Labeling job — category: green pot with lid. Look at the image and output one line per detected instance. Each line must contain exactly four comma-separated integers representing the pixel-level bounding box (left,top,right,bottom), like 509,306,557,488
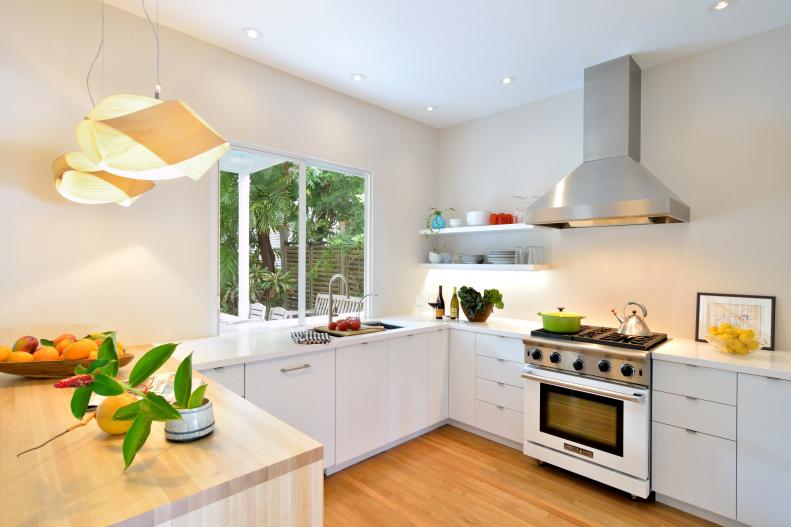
537,307,586,333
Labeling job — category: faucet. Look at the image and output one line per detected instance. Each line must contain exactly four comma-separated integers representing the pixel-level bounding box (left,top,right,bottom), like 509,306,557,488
355,293,377,318
328,273,349,326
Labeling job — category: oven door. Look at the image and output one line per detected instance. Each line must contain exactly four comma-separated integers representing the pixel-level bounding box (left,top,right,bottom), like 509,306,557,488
522,367,650,479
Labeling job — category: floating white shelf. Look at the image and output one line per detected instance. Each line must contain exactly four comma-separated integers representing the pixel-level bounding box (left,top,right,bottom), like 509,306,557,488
420,263,549,271
419,223,543,235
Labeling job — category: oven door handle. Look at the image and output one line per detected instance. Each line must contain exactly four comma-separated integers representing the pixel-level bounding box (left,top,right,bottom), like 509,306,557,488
521,372,645,403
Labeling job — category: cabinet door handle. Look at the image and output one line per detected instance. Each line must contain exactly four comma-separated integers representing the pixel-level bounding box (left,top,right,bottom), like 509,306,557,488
685,396,698,401
213,367,225,372
686,364,698,368
685,429,698,434
280,363,311,373
497,382,505,386
497,358,505,362
496,405,505,410
767,376,783,381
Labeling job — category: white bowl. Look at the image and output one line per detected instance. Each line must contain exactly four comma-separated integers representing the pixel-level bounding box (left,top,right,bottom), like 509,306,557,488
428,251,442,264
466,210,490,226
449,218,464,228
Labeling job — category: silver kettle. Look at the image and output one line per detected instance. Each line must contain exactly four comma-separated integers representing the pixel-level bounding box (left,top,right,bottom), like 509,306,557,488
612,301,652,336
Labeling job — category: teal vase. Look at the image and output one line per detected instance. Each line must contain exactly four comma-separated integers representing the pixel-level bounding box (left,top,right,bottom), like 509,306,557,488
431,213,446,229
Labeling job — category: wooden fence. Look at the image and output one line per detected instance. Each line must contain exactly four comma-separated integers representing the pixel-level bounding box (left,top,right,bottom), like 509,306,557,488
282,245,364,311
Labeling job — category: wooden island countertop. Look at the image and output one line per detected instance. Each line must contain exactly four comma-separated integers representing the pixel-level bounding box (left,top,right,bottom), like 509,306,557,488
0,345,324,527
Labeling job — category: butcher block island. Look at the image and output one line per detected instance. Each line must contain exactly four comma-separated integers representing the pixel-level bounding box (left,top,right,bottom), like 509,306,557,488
0,345,323,527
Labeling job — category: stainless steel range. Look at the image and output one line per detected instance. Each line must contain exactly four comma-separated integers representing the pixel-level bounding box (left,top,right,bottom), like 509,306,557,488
521,326,668,499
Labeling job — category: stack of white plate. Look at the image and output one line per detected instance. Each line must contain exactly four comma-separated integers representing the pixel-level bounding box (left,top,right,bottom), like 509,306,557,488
462,254,485,264
487,250,516,264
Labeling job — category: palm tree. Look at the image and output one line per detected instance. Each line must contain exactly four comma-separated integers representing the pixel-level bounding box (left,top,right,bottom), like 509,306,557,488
249,162,298,272
219,171,239,315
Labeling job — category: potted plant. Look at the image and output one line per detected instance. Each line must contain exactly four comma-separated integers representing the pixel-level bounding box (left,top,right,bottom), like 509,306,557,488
458,286,504,322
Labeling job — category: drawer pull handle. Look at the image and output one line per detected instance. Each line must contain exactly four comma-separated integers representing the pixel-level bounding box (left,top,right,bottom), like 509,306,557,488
497,382,505,386
686,364,698,368
213,367,225,372
496,405,505,410
685,429,698,434
280,363,311,373
497,358,505,362
685,396,698,401
767,377,783,381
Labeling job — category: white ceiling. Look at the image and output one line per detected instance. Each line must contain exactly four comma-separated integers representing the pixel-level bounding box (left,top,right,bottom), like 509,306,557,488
105,0,791,128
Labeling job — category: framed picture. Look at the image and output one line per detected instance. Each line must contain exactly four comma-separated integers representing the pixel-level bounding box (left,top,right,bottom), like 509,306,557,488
695,293,775,350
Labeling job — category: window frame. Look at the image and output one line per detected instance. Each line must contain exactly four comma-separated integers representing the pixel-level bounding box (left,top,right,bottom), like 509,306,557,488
210,140,373,333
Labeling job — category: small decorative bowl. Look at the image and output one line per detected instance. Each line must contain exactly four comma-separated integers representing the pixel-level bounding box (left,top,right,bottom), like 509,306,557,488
705,333,765,357
466,211,490,226
428,251,442,264
448,218,464,228
165,398,214,442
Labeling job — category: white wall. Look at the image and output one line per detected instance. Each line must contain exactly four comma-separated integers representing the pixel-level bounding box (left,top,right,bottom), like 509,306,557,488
435,26,791,348
0,0,437,344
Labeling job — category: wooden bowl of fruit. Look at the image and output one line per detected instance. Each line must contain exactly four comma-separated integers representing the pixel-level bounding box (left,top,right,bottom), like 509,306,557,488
705,324,765,356
0,332,132,378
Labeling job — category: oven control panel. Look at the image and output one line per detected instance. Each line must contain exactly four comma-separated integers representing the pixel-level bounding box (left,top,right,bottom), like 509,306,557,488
523,340,650,387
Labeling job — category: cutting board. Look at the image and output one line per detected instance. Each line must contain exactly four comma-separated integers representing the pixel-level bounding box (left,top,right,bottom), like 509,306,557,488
315,325,386,337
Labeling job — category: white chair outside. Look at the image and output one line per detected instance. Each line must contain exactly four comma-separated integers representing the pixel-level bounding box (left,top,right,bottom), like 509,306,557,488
249,303,266,320
312,293,362,317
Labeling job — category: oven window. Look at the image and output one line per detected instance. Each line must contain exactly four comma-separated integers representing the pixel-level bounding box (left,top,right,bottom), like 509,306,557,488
539,383,624,456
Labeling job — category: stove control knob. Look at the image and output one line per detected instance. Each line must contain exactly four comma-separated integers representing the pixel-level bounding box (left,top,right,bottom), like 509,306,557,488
549,352,562,364
572,358,584,371
621,363,635,377
597,360,611,372
530,348,543,361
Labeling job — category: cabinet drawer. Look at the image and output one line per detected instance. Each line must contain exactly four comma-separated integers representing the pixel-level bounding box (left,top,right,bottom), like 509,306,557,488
475,400,523,443
475,333,524,363
475,378,523,412
475,355,523,387
653,360,736,405
199,363,245,398
652,391,735,440
245,351,335,467
652,422,736,519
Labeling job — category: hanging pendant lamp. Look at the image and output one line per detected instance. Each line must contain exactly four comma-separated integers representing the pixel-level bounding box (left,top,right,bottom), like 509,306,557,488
53,152,155,207
53,0,228,206
76,93,229,181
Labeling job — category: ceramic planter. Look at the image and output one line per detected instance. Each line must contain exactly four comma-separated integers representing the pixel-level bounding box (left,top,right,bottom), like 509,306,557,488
165,399,215,442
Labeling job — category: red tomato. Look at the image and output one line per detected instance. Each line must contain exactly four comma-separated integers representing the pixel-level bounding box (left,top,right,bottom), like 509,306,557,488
349,318,361,331
328,321,338,331
337,320,349,331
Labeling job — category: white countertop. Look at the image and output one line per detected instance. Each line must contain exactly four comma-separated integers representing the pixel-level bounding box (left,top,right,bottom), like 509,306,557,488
176,313,791,381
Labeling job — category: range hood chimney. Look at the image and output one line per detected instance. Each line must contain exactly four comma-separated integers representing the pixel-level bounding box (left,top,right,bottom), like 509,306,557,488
525,55,690,228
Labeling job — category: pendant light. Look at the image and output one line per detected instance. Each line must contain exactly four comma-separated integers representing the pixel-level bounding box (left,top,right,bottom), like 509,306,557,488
53,0,228,205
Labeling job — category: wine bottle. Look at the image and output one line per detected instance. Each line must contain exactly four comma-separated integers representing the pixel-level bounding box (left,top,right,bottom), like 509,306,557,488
450,286,459,320
435,286,445,320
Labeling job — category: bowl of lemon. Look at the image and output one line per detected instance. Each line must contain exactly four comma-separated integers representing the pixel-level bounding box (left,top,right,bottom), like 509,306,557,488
705,323,765,356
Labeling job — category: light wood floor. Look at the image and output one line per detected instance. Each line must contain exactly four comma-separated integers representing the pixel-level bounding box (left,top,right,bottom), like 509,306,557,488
325,425,715,527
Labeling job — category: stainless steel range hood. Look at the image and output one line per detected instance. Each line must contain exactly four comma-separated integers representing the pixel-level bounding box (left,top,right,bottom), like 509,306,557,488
525,55,690,228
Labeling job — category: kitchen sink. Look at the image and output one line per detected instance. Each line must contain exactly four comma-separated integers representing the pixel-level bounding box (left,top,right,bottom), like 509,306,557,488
362,321,403,330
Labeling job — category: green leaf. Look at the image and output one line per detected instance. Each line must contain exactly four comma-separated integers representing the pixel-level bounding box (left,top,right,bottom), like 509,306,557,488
91,373,126,396
97,333,119,377
74,365,88,375
141,392,183,421
187,383,208,409
173,352,193,408
70,385,92,419
86,358,110,374
113,400,141,421
40,338,55,347
127,343,178,388
122,414,152,470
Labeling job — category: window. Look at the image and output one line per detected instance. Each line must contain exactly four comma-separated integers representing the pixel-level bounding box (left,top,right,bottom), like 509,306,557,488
218,146,368,330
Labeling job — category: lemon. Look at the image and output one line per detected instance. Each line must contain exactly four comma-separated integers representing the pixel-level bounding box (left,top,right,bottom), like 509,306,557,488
718,323,733,333
707,326,719,335
739,329,755,339
96,393,138,435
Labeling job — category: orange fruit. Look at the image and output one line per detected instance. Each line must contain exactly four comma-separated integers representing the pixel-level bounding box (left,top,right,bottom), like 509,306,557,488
96,393,138,435
55,339,75,354
53,333,77,346
0,346,12,362
8,351,34,363
88,349,98,360
61,339,98,361
32,346,60,361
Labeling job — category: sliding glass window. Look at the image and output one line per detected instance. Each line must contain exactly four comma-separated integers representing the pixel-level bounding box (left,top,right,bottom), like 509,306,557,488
218,146,368,331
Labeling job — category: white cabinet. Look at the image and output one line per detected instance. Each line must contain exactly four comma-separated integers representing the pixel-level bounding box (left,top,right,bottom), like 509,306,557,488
652,422,736,519
653,361,736,405
336,341,388,465
449,330,476,425
199,364,245,398
387,334,429,442
245,351,335,467
427,328,449,424
474,400,523,443
475,333,524,363
737,373,791,527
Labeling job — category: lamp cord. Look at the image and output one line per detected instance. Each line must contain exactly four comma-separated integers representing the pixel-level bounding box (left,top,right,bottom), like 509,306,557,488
141,0,161,99
86,0,106,107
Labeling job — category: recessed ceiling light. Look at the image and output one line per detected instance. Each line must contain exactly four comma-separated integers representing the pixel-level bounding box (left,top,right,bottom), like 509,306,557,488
425,105,436,112
501,76,516,85
351,73,366,82
714,1,729,10
243,27,261,39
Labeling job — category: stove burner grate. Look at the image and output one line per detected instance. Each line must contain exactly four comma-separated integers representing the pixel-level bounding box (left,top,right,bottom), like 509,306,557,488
530,325,667,351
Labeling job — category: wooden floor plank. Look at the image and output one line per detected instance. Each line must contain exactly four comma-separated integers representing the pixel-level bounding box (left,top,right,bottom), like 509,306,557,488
325,425,715,527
